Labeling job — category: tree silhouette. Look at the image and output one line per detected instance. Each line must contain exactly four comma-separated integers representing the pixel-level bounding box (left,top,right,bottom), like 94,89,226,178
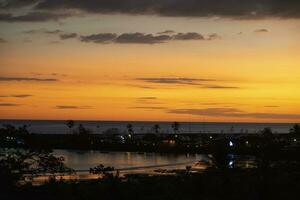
258,127,275,173
2,124,17,135
78,124,90,135
153,124,160,134
211,139,229,170
18,125,29,134
171,122,180,134
126,124,134,138
290,124,300,135
89,164,115,179
0,150,73,188
66,120,75,134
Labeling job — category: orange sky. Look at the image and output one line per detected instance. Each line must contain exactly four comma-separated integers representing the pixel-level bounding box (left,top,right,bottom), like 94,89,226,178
1,2,300,122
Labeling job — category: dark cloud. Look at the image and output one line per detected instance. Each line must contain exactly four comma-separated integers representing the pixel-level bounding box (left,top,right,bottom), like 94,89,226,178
157,30,175,35
173,32,204,40
207,33,222,40
127,84,157,89
30,72,67,77
0,94,33,98
264,105,279,108
11,94,33,98
0,0,39,9
0,12,70,22
0,37,7,43
168,108,242,116
34,0,300,19
60,33,77,40
168,108,300,120
0,103,20,107
115,33,172,44
136,77,215,85
23,29,78,41
80,33,117,43
254,28,269,33
136,77,240,89
23,28,62,34
55,105,93,109
0,76,58,82
203,85,240,89
79,32,218,44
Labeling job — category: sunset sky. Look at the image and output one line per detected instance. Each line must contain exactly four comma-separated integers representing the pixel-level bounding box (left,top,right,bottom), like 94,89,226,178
0,0,300,122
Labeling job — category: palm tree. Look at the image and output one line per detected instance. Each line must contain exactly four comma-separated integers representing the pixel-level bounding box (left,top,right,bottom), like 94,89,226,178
78,124,89,135
66,120,75,134
126,124,134,138
171,122,180,134
290,124,300,135
153,124,160,134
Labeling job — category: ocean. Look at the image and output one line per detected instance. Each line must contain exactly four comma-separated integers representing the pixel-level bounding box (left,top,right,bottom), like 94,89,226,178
0,119,294,134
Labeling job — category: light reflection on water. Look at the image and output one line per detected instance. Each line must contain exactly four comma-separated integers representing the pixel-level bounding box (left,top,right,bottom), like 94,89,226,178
1,149,257,185
53,149,208,171
23,150,210,185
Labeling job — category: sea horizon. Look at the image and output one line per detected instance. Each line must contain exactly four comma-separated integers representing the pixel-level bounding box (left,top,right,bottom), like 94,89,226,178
1,119,296,134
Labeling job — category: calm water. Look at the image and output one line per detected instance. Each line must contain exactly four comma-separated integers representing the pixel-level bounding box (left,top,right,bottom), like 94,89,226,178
0,119,294,134
53,149,206,171
1,148,255,184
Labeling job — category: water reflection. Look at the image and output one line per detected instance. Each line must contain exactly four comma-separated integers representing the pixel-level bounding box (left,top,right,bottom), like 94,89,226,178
53,149,207,171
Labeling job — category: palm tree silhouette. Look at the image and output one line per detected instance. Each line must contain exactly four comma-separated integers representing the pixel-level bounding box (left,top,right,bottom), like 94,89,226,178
171,122,180,134
66,120,75,134
153,124,160,134
290,124,300,135
126,124,134,138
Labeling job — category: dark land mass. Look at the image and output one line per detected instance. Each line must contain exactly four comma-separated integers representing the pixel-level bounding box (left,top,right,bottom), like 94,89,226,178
1,124,300,200
2,166,300,200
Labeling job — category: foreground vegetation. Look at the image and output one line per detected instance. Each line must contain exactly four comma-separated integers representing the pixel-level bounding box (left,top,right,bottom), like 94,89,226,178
1,123,299,199
1,162,300,200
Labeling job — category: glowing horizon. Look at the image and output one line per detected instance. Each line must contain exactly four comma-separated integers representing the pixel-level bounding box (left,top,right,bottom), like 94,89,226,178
1,1,300,123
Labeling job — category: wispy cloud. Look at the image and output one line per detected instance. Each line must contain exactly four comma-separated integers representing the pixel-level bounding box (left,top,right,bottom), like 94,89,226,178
129,106,167,110
157,30,175,35
254,29,269,33
0,94,33,98
173,32,204,40
23,28,62,34
0,12,71,22
0,76,58,82
0,103,20,107
60,33,77,40
115,33,172,44
137,97,157,100
55,105,93,109
264,105,280,108
207,33,222,40
134,77,240,89
30,72,67,77
203,85,240,89
136,77,215,85
80,32,219,44
168,108,300,120
80,33,117,43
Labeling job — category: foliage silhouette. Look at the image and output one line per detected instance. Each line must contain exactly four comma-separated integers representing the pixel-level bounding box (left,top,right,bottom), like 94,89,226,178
171,122,180,134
